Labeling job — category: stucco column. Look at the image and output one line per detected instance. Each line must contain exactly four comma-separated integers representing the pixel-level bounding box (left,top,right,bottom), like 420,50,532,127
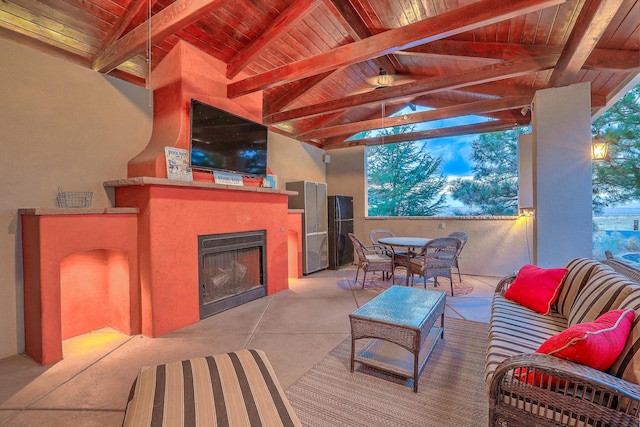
531,82,593,267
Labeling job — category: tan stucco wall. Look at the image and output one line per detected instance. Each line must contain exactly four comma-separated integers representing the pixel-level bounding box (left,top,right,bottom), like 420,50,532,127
0,39,154,359
267,132,326,188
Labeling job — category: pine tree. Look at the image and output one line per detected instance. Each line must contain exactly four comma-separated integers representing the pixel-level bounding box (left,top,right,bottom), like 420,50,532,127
366,127,448,216
448,129,522,215
592,84,640,213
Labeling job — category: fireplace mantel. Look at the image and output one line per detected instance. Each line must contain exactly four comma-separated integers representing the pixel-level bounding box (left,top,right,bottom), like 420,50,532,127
104,177,297,195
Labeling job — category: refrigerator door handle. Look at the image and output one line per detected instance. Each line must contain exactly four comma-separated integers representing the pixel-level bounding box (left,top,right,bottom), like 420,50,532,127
337,199,342,238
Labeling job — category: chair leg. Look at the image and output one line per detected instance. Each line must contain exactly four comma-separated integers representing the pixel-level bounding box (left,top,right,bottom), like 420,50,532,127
362,270,367,288
457,264,462,282
354,266,361,286
450,277,454,296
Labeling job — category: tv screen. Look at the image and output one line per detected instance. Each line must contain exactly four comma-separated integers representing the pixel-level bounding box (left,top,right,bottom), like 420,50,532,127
190,99,268,176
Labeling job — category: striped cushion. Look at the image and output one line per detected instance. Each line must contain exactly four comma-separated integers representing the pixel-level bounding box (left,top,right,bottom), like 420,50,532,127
568,270,640,327
555,258,611,319
123,349,301,427
609,290,640,384
486,294,567,389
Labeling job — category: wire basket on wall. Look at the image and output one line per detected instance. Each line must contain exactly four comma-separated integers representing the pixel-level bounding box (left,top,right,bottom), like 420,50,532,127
56,188,93,208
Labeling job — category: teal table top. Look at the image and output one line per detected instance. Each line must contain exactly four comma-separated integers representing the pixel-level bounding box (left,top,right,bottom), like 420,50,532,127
351,286,445,329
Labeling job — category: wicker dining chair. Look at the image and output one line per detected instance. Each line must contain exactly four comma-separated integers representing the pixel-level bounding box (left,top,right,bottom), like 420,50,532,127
348,233,395,288
448,231,468,281
369,229,409,273
407,237,461,295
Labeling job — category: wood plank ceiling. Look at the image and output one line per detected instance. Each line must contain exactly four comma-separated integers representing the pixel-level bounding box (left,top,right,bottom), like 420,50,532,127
1,0,638,149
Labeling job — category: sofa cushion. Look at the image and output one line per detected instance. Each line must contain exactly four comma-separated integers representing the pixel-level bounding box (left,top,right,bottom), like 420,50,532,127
556,258,612,319
537,309,635,371
503,264,568,315
486,294,567,389
568,270,639,327
609,289,640,384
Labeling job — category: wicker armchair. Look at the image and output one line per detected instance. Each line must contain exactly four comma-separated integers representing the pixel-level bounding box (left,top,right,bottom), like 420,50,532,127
369,229,409,272
349,233,395,288
448,231,468,281
407,237,460,295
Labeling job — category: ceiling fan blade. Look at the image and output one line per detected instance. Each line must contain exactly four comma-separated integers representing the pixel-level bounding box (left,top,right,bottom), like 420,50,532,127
364,74,417,87
345,84,377,95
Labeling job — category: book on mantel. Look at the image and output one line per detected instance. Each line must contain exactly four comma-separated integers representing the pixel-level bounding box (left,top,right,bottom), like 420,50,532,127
164,147,193,181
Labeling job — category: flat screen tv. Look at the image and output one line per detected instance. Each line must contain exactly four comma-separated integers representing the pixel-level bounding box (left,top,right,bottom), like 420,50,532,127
190,99,268,176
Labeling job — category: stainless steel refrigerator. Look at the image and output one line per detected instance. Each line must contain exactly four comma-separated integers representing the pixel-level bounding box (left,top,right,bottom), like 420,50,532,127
328,195,354,270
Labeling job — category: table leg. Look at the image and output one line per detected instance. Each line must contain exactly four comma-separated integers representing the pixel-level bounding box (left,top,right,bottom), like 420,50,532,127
405,247,418,287
413,348,419,393
350,337,355,372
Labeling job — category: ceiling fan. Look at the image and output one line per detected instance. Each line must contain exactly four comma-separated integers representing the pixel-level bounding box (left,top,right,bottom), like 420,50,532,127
348,69,418,95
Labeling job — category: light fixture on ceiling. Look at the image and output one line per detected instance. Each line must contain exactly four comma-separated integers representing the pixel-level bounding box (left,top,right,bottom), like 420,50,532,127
591,134,609,161
376,70,394,87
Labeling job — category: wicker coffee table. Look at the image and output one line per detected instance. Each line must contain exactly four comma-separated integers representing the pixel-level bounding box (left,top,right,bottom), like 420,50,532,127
349,285,446,392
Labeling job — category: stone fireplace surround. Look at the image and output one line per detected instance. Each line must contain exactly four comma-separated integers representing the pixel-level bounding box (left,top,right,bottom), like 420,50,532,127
20,38,303,365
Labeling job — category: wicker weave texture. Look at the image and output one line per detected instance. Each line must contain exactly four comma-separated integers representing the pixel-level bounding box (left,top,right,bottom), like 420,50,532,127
488,258,640,427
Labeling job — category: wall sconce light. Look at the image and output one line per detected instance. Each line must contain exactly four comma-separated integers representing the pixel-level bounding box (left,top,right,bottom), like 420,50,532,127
519,207,535,217
592,135,609,161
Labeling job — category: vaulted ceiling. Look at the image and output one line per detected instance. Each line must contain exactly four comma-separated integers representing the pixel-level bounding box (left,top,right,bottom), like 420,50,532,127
2,0,638,149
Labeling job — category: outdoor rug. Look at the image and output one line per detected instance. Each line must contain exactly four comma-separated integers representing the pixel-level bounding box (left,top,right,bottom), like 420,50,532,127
285,318,489,427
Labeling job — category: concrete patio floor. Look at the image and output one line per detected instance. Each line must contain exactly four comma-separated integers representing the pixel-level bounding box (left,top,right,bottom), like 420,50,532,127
0,266,499,426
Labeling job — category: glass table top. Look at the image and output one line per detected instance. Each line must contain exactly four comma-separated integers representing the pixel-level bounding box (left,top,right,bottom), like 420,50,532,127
351,285,445,328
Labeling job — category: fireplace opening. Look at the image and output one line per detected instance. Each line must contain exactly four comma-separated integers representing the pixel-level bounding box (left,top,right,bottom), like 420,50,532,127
198,230,267,318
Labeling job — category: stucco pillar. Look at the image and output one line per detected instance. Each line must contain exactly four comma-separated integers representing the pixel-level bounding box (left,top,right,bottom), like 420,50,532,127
531,82,593,267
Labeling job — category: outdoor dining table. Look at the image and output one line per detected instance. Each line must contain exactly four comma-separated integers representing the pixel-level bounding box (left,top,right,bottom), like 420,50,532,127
377,236,432,286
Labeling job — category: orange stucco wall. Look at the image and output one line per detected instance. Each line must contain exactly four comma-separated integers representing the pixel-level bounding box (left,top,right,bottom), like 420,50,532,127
287,212,303,279
127,41,263,179
21,213,139,365
114,184,290,337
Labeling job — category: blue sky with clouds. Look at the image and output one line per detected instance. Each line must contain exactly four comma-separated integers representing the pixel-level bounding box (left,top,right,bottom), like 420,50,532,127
360,104,494,178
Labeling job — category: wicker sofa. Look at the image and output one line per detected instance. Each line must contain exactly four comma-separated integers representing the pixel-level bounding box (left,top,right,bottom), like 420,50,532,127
486,257,640,427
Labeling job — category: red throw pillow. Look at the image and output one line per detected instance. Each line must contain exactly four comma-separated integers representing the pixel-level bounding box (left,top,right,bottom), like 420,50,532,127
515,309,635,387
537,309,635,371
504,264,568,315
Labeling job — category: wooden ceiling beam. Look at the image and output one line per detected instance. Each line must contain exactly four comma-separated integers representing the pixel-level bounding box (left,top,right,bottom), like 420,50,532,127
396,40,562,61
411,95,528,121
454,81,539,98
583,49,640,72
93,0,225,73
323,0,395,74
296,102,406,140
227,0,323,79
124,0,162,34
297,96,532,140
548,0,626,88
264,55,558,124
265,69,341,114
323,118,529,149
227,0,566,98
397,41,639,71
94,0,149,64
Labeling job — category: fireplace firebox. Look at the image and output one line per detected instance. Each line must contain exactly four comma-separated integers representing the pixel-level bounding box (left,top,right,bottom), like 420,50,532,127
198,230,267,318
